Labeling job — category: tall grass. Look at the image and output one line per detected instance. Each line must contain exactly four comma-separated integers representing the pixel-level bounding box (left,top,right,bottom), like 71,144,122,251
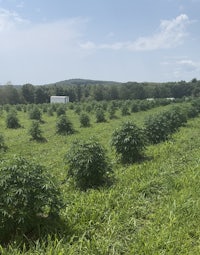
1,101,200,254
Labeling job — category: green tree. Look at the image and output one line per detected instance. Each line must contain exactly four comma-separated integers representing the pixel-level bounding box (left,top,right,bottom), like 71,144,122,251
21,84,35,103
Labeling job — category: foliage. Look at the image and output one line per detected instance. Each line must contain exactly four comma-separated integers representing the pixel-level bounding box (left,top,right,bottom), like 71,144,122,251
144,113,169,144
95,108,106,123
164,106,187,134
29,106,42,121
66,138,112,189
144,107,188,144
79,113,90,127
111,121,146,163
6,111,21,129
56,105,66,117
28,120,45,141
0,156,62,243
121,104,130,116
56,114,74,135
0,133,7,151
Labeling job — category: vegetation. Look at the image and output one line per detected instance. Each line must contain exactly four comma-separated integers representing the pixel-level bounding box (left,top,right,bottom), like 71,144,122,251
28,120,45,141
29,106,42,121
1,78,200,105
79,113,90,127
56,114,74,135
0,156,63,244
0,133,7,151
6,111,21,129
66,138,112,189
111,121,145,163
1,98,200,254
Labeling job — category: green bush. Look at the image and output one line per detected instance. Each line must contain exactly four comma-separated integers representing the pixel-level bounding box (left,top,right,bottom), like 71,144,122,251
144,113,169,144
144,107,187,144
6,111,21,129
0,156,62,243
29,106,42,121
0,133,7,151
56,114,74,135
111,121,145,163
121,104,130,116
66,138,112,189
29,120,45,141
164,107,187,134
108,103,117,119
79,113,90,127
56,105,66,117
95,108,106,123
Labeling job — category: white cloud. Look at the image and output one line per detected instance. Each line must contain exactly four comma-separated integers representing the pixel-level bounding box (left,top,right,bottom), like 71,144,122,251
161,57,200,80
0,8,28,31
80,14,191,51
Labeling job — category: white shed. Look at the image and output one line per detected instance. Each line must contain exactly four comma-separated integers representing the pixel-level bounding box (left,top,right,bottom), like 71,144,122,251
50,96,69,104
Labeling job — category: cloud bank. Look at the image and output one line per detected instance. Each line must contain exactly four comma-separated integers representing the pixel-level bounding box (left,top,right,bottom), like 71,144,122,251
80,14,190,51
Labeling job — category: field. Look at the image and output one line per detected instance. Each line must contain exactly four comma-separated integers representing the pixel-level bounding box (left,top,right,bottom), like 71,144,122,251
1,100,200,254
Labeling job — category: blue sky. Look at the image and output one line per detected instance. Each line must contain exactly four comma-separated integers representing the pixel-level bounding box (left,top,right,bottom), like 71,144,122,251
0,0,200,85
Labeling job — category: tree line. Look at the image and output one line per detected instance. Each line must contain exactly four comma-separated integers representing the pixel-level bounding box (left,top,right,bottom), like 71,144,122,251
0,78,200,105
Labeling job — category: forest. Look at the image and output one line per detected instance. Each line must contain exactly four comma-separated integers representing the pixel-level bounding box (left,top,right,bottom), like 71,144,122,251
0,78,200,105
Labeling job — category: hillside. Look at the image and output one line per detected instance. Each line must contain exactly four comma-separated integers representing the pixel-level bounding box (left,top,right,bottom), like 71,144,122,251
1,99,200,254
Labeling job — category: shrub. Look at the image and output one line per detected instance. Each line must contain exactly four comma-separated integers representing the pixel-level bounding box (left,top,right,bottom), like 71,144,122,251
144,113,169,144
111,121,145,163
121,104,130,116
108,103,117,119
56,114,74,135
29,120,45,141
0,133,7,151
56,105,66,117
29,106,42,121
164,107,187,134
66,138,112,189
144,107,187,144
6,111,21,129
95,108,106,123
79,113,90,127
131,101,140,112
0,156,62,243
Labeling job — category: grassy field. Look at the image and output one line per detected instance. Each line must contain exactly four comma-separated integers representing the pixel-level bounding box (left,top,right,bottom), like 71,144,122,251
1,101,200,254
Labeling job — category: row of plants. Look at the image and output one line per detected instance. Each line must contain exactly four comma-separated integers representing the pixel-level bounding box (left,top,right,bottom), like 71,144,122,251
0,100,198,246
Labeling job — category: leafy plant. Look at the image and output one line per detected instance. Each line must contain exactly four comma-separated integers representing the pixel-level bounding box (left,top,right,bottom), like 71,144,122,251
6,111,21,129
0,156,62,243
111,121,145,163
0,133,7,151
66,138,112,189
95,108,106,123
28,120,46,141
56,105,66,117
56,114,74,135
121,104,130,116
29,106,42,121
79,113,90,127
144,113,169,144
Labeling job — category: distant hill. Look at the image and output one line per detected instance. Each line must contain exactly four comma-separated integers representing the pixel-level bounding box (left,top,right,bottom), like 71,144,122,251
44,78,121,87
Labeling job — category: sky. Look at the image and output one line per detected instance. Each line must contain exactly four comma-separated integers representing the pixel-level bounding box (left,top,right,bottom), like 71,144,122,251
0,0,200,85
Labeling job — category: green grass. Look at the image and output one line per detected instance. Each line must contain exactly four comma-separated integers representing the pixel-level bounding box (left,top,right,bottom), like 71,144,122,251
1,102,200,254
